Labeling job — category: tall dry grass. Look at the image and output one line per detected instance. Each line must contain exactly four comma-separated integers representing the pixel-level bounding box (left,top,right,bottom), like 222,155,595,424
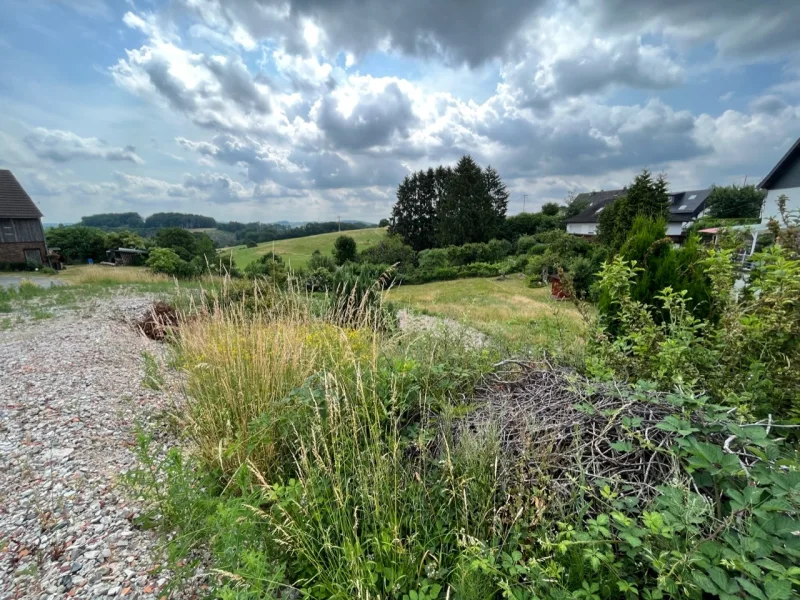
177,282,380,473
58,265,171,285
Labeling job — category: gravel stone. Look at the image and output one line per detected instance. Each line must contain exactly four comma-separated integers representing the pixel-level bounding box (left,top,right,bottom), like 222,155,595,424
0,296,202,599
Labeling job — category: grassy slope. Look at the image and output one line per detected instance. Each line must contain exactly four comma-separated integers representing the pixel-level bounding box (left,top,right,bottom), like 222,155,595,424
223,227,387,268
386,276,590,352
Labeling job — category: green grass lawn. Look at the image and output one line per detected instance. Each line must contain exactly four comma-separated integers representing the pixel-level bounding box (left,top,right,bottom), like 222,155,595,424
386,276,591,355
223,227,387,268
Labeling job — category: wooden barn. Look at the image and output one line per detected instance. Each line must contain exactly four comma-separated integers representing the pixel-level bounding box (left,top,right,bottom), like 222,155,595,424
0,169,49,266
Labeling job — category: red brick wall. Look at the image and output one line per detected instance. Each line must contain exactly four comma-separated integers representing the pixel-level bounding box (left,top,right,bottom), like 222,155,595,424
0,242,48,264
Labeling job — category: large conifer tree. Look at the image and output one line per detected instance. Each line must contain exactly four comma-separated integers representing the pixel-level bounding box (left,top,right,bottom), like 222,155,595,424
389,169,438,251
436,155,495,246
485,165,509,235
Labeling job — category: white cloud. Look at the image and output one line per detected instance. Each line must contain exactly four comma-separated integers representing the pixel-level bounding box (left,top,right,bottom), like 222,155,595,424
24,127,144,164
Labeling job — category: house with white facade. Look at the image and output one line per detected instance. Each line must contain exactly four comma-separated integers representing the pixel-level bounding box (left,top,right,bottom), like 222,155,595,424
759,137,800,223
566,188,712,238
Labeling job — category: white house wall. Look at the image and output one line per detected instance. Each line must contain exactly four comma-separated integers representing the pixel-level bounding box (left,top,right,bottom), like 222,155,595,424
666,223,687,237
761,187,800,223
566,223,597,235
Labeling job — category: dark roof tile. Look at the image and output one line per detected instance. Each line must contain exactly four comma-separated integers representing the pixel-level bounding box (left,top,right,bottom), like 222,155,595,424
0,170,43,219
566,187,712,224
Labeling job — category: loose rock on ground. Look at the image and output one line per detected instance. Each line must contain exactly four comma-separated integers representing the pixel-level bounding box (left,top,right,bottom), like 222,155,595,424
0,296,197,599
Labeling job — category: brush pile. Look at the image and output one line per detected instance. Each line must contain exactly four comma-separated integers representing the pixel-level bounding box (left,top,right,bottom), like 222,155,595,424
463,361,691,501
135,301,179,341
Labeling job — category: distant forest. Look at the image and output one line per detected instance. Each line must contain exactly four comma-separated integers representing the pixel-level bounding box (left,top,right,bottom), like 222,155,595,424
76,212,377,247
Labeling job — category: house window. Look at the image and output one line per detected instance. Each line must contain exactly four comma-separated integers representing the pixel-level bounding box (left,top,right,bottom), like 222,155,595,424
595,207,604,214
2,226,14,242
678,204,688,210
688,194,697,200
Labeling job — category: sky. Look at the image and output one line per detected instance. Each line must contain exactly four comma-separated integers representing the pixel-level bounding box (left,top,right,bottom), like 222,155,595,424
1,0,800,224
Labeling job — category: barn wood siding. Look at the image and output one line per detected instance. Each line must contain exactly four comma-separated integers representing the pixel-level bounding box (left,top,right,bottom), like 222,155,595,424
0,218,46,243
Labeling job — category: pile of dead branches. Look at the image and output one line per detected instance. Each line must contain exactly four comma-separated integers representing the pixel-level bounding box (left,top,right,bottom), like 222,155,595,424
136,301,179,341
461,361,695,501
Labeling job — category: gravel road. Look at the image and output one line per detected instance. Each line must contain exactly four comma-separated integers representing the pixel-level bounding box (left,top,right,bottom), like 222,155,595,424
0,297,194,599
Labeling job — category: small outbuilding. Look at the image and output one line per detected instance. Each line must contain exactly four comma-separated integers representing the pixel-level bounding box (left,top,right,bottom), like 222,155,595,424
105,247,148,266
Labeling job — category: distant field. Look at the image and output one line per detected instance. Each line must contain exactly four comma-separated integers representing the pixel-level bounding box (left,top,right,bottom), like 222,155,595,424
386,276,591,352
223,227,387,268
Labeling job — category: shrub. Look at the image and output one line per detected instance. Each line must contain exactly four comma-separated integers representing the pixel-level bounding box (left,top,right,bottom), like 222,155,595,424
46,225,109,262
105,229,147,251
244,253,288,285
307,249,337,272
417,247,449,270
487,238,512,261
598,217,712,326
359,234,417,270
590,246,800,420
146,247,194,278
541,201,560,216
154,228,217,263
333,235,357,265
303,267,334,291
245,240,258,248
514,235,538,254
707,184,766,218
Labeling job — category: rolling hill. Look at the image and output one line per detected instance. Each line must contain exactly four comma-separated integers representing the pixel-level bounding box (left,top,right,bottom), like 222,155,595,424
223,227,387,268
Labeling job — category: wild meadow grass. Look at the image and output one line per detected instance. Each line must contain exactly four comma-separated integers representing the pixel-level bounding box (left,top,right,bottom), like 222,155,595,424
125,279,800,599
386,277,591,359
56,265,172,285
137,280,515,597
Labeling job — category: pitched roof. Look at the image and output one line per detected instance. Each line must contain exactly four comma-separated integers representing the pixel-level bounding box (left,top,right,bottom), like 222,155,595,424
566,187,712,224
564,189,626,223
0,170,43,219
667,188,712,222
759,137,800,189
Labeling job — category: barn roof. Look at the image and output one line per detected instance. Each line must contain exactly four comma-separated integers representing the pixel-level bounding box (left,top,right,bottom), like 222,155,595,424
0,169,43,219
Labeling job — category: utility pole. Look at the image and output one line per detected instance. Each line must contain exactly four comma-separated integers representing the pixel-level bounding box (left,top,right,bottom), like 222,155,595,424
337,215,341,231
522,194,528,213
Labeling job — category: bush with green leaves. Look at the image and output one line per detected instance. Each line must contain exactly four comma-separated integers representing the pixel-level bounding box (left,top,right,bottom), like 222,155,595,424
302,267,334,291
333,234,358,265
153,227,217,263
524,230,604,298
243,253,288,285
417,247,450,270
707,184,767,218
146,247,194,278
359,234,417,271
46,225,109,263
307,249,337,272
129,352,800,600
598,216,712,325
597,169,670,253
590,245,800,420
330,262,393,327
